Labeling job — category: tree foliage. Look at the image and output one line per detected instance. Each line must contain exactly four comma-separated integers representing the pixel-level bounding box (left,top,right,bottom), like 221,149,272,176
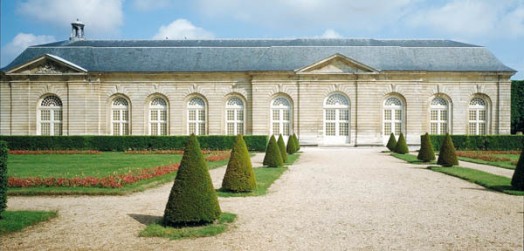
221,135,257,192
394,133,409,154
277,134,288,163
511,146,524,190
417,133,436,162
511,80,524,134
263,135,283,167
386,133,397,151
286,134,297,154
437,133,459,167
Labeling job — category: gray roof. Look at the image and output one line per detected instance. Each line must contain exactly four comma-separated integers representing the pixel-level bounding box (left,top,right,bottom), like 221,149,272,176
2,38,516,73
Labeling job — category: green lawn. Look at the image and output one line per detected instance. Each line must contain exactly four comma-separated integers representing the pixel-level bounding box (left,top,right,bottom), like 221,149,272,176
390,153,436,164
0,210,58,236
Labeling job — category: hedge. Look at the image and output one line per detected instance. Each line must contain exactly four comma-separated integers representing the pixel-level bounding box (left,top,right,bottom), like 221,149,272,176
429,135,524,151
0,141,7,218
511,80,524,134
0,135,268,152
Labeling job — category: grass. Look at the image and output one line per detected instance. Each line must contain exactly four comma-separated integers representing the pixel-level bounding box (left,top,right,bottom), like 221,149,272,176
429,166,524,196
390,153,436,164
139,212,236,240
0,210,58,236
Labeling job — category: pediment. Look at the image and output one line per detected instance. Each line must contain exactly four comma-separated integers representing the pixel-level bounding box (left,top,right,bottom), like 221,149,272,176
297,54,377,74
7,54,87,75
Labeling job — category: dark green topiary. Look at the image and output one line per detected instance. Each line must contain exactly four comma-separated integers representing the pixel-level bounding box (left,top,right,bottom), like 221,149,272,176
386,133,397,151
221,135,257,192
0,141,7,219
293,133,300,151
417,133,436,162
263,135,283,167
163,134,221,227
277,134,288,163
511,147,524,190
394,132,409,154
286,135,296,154
437,133,459,167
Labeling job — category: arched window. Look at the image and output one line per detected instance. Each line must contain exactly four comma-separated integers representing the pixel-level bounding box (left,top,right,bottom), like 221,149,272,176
324,94,349,138
271,97,292,136
149,97,168,135
38,95,62,135
226,97,245,135
469,97,487,135
383,97,403,136
188,97,206,135
111,97,130,135
430,97,449,135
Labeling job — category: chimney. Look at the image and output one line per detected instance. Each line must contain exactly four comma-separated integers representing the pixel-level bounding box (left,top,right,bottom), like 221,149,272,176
70,19,85,41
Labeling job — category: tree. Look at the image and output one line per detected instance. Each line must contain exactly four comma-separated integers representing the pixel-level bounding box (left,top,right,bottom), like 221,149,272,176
263,135,283,167
511,80,524,134
0,141,7,219
293,133,300,151
221,135,257,192
286,134,296,154
163,134,221,227
277,134,288,163
386,133,397,151
417,133,436,162
511,146,524,190
394,132,409,154
437,133,459,167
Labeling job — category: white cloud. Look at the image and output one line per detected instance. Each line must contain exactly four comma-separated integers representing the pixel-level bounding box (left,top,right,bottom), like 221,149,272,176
17,0,123,37
1,33,56,67
320,29,343,39
132,0,172,11
152,19,214,39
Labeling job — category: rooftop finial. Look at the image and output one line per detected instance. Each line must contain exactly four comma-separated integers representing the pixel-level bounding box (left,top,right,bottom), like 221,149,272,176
70,19,85,41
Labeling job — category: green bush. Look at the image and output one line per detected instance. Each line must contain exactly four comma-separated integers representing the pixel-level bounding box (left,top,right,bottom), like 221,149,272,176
437,133,459,167
262,135,283,167
394,133,409,154
286,135,297,154
512,80,524,134
163,134,221,227
417,133,436,162
0,141,7,219
511,147,524,190
429,135,524,151
293,133,300,151
386,133,397,151
221,135,257,192
0,135,268,152
277,135,288,163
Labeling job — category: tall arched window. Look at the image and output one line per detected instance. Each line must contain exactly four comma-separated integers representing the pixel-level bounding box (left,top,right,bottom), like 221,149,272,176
271,97,292,136
469,97,487,135
226,97,245,135
430,97,449,135
324,94,350,140
39,95,62,135
149,97,168,135
383,97,403,136
111,97,130,135
188,97,206,135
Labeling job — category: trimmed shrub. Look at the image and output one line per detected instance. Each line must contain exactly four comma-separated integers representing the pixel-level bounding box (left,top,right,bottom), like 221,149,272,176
428,135,524,151
417,133,436,162
286,135,297,154
394,133,409,154
293,133,300,151
386,133,397,151
0,141,7,219
221,135,257,192
511,147,524,190
163,134,221,227
437,133,459,167
262,135,283,167
277,134,288,163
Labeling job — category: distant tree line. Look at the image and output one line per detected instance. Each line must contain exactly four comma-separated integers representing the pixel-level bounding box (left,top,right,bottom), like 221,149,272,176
512,80,524,134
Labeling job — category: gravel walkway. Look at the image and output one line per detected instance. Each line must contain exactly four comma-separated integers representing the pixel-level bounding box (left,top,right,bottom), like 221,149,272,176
2,148,523,250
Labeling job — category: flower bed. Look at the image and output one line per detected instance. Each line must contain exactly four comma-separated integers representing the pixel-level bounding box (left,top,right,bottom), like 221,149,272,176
456,151,519,165
9,150,100,155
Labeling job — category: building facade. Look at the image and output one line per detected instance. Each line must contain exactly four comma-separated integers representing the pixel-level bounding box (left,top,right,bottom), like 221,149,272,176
0,24,516,146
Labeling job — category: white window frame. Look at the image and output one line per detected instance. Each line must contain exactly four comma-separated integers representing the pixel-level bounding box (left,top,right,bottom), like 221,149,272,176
468,97,488,135
187,97,206,135
225,97,245,135
149,97,168,135
38,95,63,136
270,97,292,136
323,93,350,137
111,97,130,136
383,97,403,136
430,97,449,135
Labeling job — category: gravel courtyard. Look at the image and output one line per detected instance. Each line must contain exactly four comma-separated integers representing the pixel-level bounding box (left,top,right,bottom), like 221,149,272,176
2,147,523,250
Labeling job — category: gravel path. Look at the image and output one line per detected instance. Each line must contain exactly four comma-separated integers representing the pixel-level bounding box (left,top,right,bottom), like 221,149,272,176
2,148,523,250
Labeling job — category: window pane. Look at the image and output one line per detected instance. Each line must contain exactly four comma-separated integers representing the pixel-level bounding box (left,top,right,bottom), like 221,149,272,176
54,123,62,136
283,110,290,121
227,110,234,121
237,110,244,121
160,123,167,135
189,123,196,134
441,123,448,134
441,110,448,121
431,110,438,121
199,110,205,121
395,123,401,135
469,110,477,121
41,110,50,121
151,124,158,135
326,109,336,121
189,110,196,121
395,110,401,121
273,123,280,135
160,111,167,121
479,110,486,121
122,123,129,135
113,123,120,135
151,110,158,121
326,123,335,136
479,123,486,135
430,123,437,134
272,110,280,120
283,123,290,136
339,123,349,136
238,123,244,135
54,110,62,121
199,123,206,135
227,123,234,135
339,110,349,121
41,123,50,135
384,110,391,121
122,111,129,121
384,123,391,135
469,123,477,135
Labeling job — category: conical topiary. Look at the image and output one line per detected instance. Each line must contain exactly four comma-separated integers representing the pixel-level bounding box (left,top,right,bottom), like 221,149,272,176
286,134,297,154
263,135,283,167
294,133,300,151
511,146,524,190
394,132,409,154
417,133,436,162
437,133,459,167
277,134,288,163
221,134,257,192
163,134,221,227
0,141,8,219
386,133,397,151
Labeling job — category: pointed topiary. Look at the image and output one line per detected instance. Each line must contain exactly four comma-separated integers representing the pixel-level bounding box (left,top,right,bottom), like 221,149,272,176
221,135,257,192
386,133,397,151
511,146,524,190
437,133,459,167
286,134,297,154
277,134,288,163
163,134,221,227
0,141,8,219
394,132,409,154
417,133,436,162
263,135,283,167
294,133,300,151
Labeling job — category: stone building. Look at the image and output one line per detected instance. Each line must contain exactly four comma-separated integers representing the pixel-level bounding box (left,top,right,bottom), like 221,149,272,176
0,22,516,146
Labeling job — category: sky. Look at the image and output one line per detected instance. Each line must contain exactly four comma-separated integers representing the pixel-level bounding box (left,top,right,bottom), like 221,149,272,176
1,0,523,79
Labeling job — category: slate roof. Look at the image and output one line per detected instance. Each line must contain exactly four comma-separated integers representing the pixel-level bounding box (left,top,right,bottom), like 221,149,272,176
2,39,516,74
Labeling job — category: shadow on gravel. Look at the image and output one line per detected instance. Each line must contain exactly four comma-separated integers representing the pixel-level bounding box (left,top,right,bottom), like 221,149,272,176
129,214,162,225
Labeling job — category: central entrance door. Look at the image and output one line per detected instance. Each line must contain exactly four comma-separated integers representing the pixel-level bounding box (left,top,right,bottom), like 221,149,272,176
323,93,350,145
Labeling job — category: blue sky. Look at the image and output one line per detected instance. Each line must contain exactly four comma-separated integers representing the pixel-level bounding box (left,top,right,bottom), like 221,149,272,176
1,0,523,79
